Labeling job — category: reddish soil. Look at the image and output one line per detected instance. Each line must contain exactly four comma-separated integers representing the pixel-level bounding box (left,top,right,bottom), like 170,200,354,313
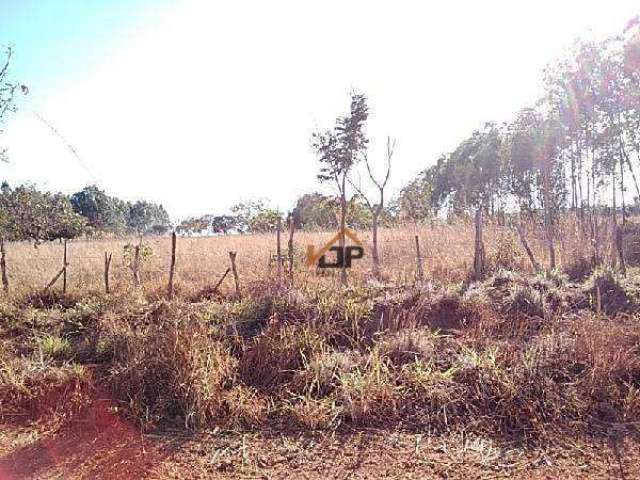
1,403,638,479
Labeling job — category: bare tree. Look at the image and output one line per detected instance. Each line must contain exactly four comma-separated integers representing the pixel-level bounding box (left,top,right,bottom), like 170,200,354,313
349,136,394,280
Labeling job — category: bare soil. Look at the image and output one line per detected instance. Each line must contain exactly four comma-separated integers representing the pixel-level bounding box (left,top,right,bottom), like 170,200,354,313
1,403,638,479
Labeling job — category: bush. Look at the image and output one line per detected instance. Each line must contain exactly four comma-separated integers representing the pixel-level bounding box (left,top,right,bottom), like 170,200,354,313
109,318,236,430
583,267,633,314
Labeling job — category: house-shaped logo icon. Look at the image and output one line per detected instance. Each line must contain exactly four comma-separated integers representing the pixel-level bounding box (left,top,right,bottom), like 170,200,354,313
305,227,365,268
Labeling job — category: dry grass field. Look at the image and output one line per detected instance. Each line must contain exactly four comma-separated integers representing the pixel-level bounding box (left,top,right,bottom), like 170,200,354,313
3,219,596,295
2,218,639,479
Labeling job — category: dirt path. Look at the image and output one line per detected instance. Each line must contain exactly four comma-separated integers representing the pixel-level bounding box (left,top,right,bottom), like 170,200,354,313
1,409,638,479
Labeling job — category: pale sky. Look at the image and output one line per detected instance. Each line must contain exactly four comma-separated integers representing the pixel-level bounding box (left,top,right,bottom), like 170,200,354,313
1,0,639,220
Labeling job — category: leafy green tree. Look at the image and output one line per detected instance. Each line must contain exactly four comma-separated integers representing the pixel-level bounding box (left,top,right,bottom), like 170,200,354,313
231,199,282,233
0,183,85,243
70,185,124,233
312,92,369,285
291,193,339,229
128,200,171,235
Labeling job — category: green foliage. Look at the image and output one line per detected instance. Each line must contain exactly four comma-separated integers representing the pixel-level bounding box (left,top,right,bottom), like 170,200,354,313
231,199,282,233
128,200,171,235
177,214,239,235
312,93,369,184
0,183,85,242
36,334,71,361
395,22,640,220
291,193,338,229
70,185,170,236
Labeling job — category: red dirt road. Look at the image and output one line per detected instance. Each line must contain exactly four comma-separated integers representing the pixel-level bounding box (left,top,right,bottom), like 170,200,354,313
1,406,638,479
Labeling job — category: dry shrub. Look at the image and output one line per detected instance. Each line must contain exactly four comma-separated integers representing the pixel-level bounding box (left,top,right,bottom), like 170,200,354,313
220,384,270,429
337,349,400,426
398,360,463,428
503,284,547,319
450,347,580,439
291,348,361,397
108,318,236,430
563,256,594,282
0,358,93,424
622,224,640,267
420,290,489,331
239,323,326,390
285,396,341,430
571,314,640,421
583,267,633,314
487,231,526,272
378,328,438,365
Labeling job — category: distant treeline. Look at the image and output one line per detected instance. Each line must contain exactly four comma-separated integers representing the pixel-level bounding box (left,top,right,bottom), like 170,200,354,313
0,183,170,243
396,20,640,224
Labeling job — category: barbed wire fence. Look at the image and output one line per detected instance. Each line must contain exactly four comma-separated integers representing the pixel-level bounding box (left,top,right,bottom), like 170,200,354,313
0,211,626,297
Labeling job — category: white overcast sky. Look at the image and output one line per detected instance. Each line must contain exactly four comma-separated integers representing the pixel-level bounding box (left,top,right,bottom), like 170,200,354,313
2,0,639,220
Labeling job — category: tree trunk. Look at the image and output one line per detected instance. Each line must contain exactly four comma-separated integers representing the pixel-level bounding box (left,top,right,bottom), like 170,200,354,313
371,211,380,280
339,174,347,286
622,144,640,202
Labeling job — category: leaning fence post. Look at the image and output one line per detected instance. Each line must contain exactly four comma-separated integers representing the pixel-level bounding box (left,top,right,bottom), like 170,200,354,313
44,266,66,292
229,251,240,297
414,235,424,283
473,208,486,280
0,238,8,293
62,239,68,294
104,252,112,294
168,231,177,298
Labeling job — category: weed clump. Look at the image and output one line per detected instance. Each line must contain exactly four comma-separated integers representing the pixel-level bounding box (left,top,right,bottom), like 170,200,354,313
109,318,236,430
583,267,633,314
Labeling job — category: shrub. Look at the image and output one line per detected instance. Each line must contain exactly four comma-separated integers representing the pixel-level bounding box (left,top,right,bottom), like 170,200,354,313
109,318,236,430
378,328,439,365
36,334,71,361
239,323,326,390
583,267,633,314
337,349,400,426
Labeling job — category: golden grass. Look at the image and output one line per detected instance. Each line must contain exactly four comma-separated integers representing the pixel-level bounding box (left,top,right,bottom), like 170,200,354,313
2,218,596,295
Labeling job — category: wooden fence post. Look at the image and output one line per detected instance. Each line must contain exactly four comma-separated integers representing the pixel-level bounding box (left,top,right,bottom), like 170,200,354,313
44,266,66,292
414,235,424,283
473,209,486,280
104,252,112,294
62,239,68,294
288,217,295,283
211,268,231,295
0,238,8,293
229,251,240,297
168,231,177,298
276,218,283,285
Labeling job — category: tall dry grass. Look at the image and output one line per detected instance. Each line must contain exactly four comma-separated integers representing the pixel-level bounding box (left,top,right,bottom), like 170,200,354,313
1,218,597,296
